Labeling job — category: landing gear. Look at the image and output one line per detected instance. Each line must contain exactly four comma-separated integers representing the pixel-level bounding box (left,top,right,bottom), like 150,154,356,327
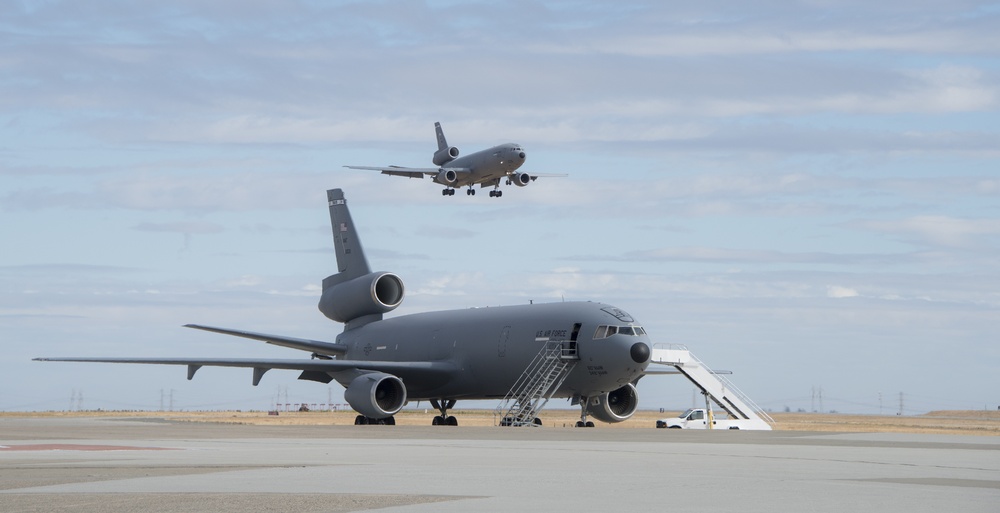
466,187,476,196
430,399,457,426
489,189,503,197
442,188,456,196
576,399,596,428
355,415,395,425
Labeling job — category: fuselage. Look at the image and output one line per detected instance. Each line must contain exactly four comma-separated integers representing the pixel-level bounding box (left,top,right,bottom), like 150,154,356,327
335,301,651,400
444,143,526,188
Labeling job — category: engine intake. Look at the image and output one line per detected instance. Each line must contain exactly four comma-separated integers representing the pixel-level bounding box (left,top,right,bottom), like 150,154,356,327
318,272,404,323
433,146,460,166
587,383,639,423
434,169,458,185
344,372,407,419
509,172,531,187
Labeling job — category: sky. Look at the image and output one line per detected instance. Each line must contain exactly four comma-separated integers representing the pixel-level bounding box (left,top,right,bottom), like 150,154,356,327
2,1,998,416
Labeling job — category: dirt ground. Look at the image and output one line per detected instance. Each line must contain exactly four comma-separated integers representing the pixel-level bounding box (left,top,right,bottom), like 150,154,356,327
4,409,999,436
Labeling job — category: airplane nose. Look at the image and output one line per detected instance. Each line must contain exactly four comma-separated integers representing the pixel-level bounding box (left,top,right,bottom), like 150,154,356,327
630,342,650,363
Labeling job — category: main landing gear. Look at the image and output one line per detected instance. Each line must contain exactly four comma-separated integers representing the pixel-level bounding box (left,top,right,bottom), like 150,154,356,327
355,415,395,425
489,188,503,197
430,399,458,426
576,399,596,428
441,188,456,196
465,187,475,196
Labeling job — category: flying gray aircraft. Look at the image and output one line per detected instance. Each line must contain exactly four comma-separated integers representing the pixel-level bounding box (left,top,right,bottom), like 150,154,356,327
345,122,565,197
36,189,652,426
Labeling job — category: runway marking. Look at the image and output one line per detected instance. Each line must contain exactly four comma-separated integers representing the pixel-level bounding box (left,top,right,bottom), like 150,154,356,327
0,444,175,452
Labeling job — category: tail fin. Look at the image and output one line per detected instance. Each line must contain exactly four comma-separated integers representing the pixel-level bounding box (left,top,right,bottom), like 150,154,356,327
432,122,460,166
434,121,448,152
325,189,370,279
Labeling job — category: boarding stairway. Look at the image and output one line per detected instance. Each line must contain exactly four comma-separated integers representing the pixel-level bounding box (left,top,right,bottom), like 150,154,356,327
651,344,774,430
494,341,579,426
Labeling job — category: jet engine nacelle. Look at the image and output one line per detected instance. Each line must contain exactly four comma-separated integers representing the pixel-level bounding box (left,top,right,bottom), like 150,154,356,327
434,169,458,185
587,383,639,423
509,172,531,187
318,271,404,323
344,372,407,419
433,146,460,166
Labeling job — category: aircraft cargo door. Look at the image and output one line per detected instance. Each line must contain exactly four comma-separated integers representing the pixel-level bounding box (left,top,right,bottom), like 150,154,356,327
498,326,510,358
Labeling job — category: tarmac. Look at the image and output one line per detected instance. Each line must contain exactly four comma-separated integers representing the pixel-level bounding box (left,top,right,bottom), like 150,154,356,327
1,415,998,512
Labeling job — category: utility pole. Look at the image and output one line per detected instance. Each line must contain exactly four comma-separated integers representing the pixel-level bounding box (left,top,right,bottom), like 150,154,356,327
898,392,904,416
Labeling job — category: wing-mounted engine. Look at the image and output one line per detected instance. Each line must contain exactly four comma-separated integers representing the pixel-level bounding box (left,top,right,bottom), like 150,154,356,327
587,383,639,423
433,146,460,166
318,271,404,324
508,172,531,187
344,372,407,419
434,169,458,185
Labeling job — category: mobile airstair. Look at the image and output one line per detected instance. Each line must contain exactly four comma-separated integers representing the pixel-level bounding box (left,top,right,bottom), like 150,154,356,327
494,341,579,426
651,344,774,430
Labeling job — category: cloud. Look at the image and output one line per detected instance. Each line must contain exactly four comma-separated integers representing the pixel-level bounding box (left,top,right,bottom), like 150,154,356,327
827,285,860,298
132,221,224,234
853,216,1000,249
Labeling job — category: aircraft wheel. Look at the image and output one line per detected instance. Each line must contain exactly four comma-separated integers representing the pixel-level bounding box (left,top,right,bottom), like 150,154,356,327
385,416,396,426
576,421,585,428
489,190,495,197
355,415,368,425
432,416,442,425
586,421,595,428
446,416,458,426
496,190,502,197
533,417,542,426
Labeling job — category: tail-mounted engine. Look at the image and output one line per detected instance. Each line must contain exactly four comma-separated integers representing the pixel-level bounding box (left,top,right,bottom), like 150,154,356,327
344,372,407,419
434,169,458,185
587,383,639,423
508,172,531,187
318,271,404,324
433,146,460,166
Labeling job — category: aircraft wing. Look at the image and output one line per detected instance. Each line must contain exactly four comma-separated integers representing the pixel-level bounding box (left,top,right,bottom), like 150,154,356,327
184,324,348,357
344,165,472,179
34,356,457,386
523,172,569,182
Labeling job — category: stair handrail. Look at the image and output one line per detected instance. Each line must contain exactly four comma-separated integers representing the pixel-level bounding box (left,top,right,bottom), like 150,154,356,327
651,343,775,425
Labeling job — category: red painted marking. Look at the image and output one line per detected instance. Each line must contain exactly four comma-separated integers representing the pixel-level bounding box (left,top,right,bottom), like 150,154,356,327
0,444,175,452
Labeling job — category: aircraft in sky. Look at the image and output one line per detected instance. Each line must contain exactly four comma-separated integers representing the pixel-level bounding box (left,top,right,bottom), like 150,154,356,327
345,122,565,197
36,189,652,426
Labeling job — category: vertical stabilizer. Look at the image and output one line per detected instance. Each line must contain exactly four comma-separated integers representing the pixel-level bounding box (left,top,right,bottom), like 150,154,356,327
326,189,371,278
434,121,448,152
432,122,460,166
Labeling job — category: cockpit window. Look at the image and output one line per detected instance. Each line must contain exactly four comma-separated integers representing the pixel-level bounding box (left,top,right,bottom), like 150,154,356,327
592,324,646,340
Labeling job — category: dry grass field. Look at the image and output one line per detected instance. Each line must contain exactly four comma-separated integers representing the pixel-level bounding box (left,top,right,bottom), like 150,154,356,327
4,409,999,436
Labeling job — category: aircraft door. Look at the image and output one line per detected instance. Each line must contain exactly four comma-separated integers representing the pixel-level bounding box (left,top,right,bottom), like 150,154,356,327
498,326,510,357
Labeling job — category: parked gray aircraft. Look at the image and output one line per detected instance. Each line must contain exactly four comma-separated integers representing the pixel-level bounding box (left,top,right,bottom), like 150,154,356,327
36,189,652,426
345,122,564,197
